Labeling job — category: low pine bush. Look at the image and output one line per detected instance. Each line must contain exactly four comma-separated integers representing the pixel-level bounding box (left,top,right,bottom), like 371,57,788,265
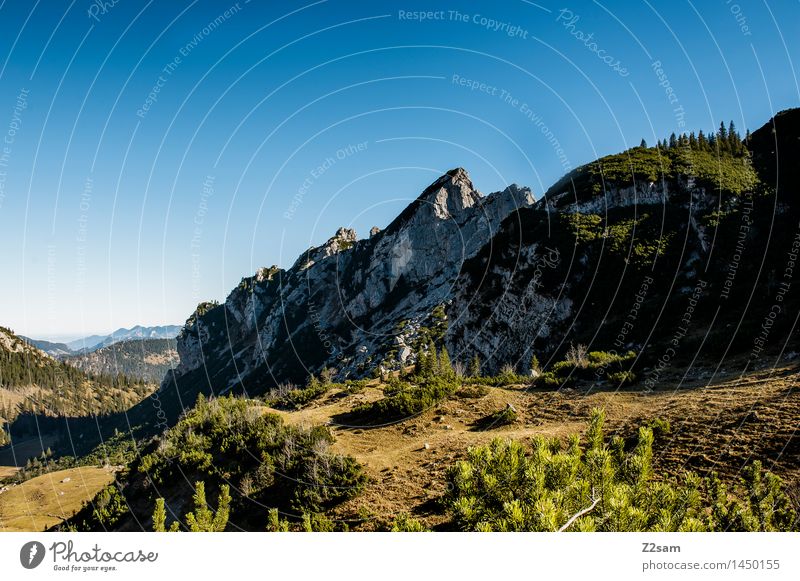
445,409,797,531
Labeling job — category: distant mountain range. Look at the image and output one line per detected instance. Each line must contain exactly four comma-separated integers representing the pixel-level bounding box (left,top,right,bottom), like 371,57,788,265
23,325,181,357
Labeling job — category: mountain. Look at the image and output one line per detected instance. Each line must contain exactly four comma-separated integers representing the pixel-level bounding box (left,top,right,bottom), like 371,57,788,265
4,110,797,533
20,337,73,357
155,110,800,419
167,169,534,397
65,325,181,353
64,338,178,383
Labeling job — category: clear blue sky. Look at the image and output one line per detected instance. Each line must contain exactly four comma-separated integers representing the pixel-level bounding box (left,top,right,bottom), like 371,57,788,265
0,0,797,340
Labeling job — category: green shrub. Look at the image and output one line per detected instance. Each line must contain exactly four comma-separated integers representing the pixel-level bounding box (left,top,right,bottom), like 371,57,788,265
530,354,541,374
390,513,429,532
536,372,562,389
266,508,290,532
456,384,490,399
265,375,340,409
647,417,671,440
68,482,130,531
563,214,603,243
153,481,231,532
488,405,518,426
343,379,369,394
474,405,519,430
139,395,366,513
90,484,129,529
301,512,335,532
469,355,482,378
533,350,637,388
445,409,797,531
607,371,636,385
355,376,459,421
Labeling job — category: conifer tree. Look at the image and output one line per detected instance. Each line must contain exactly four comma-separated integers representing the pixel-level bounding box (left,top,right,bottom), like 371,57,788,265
266,508,290,532
438,347,454,378
423,339,437,376
153,498,167,532
183,482,231,532
697,130,707,150
728,121,741,152
718,121,729,151
469,355,481,378
530,354,541,375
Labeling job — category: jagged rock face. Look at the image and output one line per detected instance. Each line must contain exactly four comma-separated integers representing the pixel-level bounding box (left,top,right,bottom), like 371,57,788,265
167,162,713,390
169,168,535,393
167,105,800,395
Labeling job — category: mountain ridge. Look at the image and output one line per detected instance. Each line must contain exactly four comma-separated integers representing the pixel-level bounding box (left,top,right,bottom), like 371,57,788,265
162,109,800,416
167,168,535,401
0,327,155,450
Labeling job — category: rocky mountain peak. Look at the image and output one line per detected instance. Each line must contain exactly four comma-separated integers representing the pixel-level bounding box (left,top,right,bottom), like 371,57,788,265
417,167,482,220
330,226,357,246
169,167,537,397
295,226,357,270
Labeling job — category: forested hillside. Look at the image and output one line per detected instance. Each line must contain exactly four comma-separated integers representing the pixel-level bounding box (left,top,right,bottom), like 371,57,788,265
0,327,155,447
64,338,178,383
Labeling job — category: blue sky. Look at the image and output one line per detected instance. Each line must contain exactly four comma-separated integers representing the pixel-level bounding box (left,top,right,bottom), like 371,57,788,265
0,0,797,339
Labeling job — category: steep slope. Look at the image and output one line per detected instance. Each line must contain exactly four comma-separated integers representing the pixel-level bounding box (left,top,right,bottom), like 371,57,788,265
748,107,800,201
157,113,800,419
64,338,178,383
445,111,800,372
165,169,533,407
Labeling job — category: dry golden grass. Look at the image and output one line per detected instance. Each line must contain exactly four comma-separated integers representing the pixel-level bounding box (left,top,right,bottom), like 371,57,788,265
0,466,116,532
266,362,800,529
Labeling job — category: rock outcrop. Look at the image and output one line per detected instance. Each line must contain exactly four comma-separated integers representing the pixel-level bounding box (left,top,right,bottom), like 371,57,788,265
167,169,534,394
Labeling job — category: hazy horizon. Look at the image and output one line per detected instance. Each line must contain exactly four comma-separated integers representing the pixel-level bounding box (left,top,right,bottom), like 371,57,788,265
16,323,184,344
